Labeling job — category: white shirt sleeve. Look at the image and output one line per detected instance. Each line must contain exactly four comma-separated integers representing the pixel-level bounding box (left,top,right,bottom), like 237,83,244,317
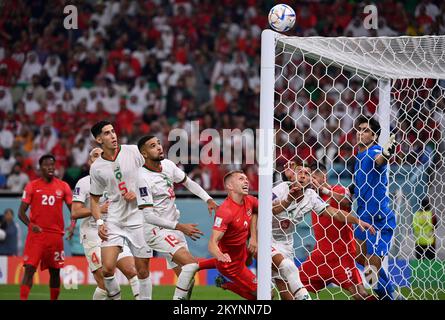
167,159,186,183
272,183,289,201
90,166,105,196
307,189,328,214
136,173,154,207
73,177,88,203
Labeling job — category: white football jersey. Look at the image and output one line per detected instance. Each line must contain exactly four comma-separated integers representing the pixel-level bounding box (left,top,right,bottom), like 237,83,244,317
136,159,186,225
272,182,328,243
73,175,108,243
90,144,144,226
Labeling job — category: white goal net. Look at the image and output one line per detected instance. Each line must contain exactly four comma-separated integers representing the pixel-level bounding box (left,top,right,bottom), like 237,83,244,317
259,30,445,300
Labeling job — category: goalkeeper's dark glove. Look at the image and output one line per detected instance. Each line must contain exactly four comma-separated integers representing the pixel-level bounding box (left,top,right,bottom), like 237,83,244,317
382,134,396,159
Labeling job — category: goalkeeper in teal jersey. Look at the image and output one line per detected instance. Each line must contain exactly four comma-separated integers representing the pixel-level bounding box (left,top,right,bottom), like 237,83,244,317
353,116,399,300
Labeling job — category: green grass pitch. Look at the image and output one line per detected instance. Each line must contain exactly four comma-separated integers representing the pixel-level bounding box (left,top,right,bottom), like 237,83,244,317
1,284,444,300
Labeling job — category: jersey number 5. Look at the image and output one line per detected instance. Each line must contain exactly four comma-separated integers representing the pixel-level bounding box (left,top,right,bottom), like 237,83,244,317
118,182,128,195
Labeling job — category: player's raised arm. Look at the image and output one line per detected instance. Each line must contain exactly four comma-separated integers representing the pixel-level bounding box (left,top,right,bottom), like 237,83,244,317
322,206,376,235
272,182,303,215
208,229,231,263
181,176,218,216
375,134,396,166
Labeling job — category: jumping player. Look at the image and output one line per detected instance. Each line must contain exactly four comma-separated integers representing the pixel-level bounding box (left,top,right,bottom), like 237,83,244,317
209,170,258,300
90,121,153,300
18,154,73,300
71,147,140,300
136,135,218,300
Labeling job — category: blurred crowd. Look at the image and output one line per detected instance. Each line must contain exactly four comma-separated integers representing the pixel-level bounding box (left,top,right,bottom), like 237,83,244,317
0,0,444,192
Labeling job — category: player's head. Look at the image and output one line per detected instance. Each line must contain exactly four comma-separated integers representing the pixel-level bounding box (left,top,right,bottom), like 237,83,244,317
223,170,249,195
138,135,164,161
88,147,103,166
284,161,297,182
295,165,311,188
355,116,380,147
91,121,117,149
311,163,327,185
39,154,56,180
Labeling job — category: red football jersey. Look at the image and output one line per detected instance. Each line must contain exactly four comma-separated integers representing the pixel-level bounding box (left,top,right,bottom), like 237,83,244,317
213,195,258,261
311,185,356,260
22,178,73,234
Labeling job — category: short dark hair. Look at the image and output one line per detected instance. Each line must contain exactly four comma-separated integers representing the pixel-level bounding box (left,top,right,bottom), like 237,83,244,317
355,116,381,140
137,135,157,151
91,120,112,138
39,154,55,166
223,170,245,186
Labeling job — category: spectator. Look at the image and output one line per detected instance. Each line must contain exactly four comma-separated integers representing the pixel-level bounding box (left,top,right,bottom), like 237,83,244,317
22,88,40,116
0,120,14,150
413,197,437,260
0,208,18,256
0,87,13,114
19,51,42,83
71,138,89,168
6,163,29,192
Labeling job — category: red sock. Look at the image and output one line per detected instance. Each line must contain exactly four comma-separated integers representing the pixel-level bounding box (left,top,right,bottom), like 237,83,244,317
50,287,60,300
222,282,256,300
20,285,31,300
198,258,217,270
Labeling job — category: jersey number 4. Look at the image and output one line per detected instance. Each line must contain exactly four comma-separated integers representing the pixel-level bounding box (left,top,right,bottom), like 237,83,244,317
42,195,55,206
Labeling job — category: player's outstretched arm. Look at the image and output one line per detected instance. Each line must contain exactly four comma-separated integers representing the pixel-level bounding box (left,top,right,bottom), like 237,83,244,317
72,201,109,220
375,134,396,166
209,230,231,263
182,177,218,215
323,207,376,234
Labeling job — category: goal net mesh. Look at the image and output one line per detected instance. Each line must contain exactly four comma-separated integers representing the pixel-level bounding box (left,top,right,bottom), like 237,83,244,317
271,35,445,300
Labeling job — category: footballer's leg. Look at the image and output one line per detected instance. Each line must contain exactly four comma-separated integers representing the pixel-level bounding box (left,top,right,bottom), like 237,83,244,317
20,264,36,300
117,256,140,299
272,253,309,300
48,268,61,300
172,247,199,300
101,246,122,300
134,257,152,300
92,268,108,300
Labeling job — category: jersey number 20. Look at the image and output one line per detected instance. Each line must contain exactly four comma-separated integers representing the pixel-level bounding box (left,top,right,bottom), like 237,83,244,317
42,195,55,206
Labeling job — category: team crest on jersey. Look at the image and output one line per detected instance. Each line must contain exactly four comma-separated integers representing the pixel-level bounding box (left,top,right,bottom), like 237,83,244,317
73,187,80,196
214,217,223,228
246,209,252,216
56,189,63,197
139,187,148,197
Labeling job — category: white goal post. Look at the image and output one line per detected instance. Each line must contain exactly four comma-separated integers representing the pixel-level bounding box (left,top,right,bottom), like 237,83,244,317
258,29,445,300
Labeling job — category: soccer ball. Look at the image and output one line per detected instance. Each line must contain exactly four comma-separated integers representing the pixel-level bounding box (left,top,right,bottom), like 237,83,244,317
268,4,296,32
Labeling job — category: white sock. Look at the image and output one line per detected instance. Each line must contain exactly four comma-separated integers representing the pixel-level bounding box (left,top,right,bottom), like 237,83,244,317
129,276,140,300
104,275,121,300
138,276,152,300
93,287,108,300
173,263,199,300
278,259,310,300
186,278,196,300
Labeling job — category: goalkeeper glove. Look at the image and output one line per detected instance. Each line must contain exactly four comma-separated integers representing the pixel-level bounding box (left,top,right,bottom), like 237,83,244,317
382,134,396,158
